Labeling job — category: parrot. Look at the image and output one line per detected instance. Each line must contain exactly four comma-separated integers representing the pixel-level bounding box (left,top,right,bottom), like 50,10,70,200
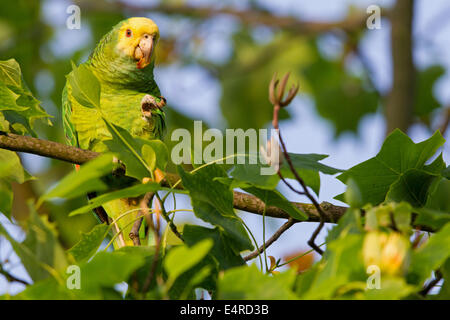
62,17,166,248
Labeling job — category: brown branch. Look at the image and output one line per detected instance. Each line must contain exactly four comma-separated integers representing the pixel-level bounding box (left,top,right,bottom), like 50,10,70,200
244,218,297,261
0,132,97,165
385,0,415,134
0,264,30,285
439,107,450,135
0,132,433,232
269,72,326,255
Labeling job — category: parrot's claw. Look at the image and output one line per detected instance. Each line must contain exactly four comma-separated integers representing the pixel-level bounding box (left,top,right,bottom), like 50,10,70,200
141,94,166,120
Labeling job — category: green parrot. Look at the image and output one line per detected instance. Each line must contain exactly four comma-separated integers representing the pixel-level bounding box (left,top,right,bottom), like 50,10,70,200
62,17,166,247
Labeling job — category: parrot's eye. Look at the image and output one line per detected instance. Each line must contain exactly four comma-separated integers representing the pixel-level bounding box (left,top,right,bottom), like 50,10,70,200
126,29,132,37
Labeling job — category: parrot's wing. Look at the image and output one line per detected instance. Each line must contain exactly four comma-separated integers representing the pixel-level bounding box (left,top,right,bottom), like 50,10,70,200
62,83,79,148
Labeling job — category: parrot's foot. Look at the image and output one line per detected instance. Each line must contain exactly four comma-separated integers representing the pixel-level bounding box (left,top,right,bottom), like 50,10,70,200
141,94,166,119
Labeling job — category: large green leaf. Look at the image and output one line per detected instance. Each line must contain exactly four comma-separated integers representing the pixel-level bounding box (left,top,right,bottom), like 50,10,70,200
38,154,114,205
0,208,68,282
103,121,166,180
0,149,32,218
164,239,213,284
0,59,51,135
415,65,445,120
183,225,246,270
68,223,109,263
68,182,173,216
80,250,146,294
178,164,253,253
386,169,440,207
218,264,298,299
336,130,445,206
414,178,450,230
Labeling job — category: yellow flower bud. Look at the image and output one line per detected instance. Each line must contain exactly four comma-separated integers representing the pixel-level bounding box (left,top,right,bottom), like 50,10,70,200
363,231,410,276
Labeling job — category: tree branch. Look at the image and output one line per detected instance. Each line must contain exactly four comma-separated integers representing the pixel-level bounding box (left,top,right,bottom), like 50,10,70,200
385,0,415,134
0,264,30,285
0,132,433,232
243,218,297,262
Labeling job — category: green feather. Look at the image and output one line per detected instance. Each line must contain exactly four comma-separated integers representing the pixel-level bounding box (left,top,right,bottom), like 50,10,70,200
62,17,166,248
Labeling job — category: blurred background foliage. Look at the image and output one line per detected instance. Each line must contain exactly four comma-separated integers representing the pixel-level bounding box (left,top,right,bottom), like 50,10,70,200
0,0,448,250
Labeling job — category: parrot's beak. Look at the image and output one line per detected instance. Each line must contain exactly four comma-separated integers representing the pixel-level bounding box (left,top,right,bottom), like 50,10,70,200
134,34,154,69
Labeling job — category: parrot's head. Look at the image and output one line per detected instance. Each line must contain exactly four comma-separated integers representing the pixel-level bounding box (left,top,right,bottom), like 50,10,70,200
114,17,160,70
88,17,161,88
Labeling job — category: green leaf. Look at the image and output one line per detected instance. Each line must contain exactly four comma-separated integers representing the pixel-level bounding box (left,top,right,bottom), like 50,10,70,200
164,239,213,282
141,144,156,172
0,112,9,131
0,59,22,87
408,223,450,285
0,59,51,135
344,178,363,208
281,153,342,195
0,81,26,111
68,224,109,263
145,139,169,171
218,264,298,299
38,154,114,205
69,182,171,216
0,149,32,218
80,250,146,293
359,278,415,300
66,62,101,109
326,208,363,242
183,225,246,270
337,130,445,206
300,234,366,299
245,186,307,220
178,165,253,252
415,65,445,119
0,208,68,282
386,169,440,207
415,178,450,230
229,162,280,190
103,120,152,180
437,258,450,299
392,202,413,234
15,277,78,300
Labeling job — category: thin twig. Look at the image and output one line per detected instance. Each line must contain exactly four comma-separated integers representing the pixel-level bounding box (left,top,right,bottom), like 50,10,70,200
129,192,155,246
419,270,443,296
0,264,30,285
439,108,450,135
269,72,326,255
155,193,184,242
244,218,297,261
140,196,165,296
